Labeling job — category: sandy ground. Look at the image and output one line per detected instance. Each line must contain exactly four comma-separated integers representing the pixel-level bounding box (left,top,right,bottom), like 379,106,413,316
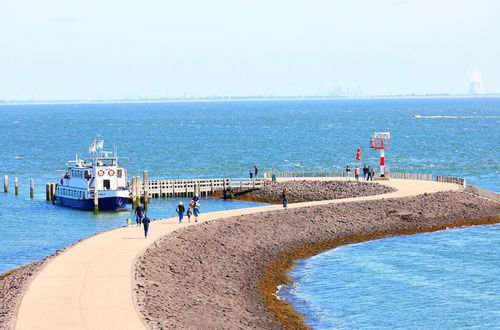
134,190,499,329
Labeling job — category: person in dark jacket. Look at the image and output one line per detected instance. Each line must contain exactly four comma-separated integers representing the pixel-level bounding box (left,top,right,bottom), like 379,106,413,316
176,201,185,223
254,165,259,178
142,214,151,238
135,204,144,227
363,165,368,180
249,170,253,180
366,166,372,181
281,188,288,208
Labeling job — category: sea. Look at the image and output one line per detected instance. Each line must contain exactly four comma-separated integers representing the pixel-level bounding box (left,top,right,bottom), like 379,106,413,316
0,97,499,327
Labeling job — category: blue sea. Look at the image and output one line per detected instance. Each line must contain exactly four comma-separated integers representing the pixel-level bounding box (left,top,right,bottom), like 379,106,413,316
280,225,500,329
0,98,498,327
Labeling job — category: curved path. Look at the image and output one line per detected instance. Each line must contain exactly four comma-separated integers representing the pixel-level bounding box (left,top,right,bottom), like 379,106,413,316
15,179,462,330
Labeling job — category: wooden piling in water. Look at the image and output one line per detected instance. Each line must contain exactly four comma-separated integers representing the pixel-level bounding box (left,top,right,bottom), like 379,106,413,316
51,183,56,201
93,184,99,214
46,183,50,201
4,175,8,193
133,177,140,209
143,171,149,208
30,179,34,198
131,177,136,208
14,177,19,195
131,177,135,207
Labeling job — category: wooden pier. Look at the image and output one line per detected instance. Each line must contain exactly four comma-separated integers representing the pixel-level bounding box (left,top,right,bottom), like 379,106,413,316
131,178,232,200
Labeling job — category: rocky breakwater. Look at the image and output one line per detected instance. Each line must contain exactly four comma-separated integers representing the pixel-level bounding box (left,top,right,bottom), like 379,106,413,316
212,180,396,204
134,190,499,329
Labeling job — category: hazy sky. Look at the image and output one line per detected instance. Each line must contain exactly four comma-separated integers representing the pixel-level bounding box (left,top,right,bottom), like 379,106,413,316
1,0,499,100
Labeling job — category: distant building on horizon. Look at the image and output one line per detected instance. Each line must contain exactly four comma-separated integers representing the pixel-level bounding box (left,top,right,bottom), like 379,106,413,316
469,69,485,95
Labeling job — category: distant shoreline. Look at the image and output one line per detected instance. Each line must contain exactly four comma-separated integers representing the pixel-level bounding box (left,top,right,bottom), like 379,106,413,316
1,94,500,107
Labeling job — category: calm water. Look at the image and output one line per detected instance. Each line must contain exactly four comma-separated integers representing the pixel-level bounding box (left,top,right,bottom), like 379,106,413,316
281,224,500,329
0,98,498,325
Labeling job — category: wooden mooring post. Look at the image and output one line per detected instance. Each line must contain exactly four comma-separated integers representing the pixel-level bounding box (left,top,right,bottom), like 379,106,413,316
14,177,19,195
4,175,8,193
46,183,57,201
30,179,34,198
132,176,140,209
131,177,136,208
143,171,149,209
51,183,56,201
93,184,99,214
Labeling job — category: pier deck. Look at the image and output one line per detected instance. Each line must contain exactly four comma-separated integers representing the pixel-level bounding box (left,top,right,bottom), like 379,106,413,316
15,178,463,330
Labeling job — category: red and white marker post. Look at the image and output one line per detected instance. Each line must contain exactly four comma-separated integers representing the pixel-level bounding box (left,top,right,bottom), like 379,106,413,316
369,132,391,177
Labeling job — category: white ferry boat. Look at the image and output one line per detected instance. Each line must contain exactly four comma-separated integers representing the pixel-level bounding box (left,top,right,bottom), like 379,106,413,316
54,139,130,211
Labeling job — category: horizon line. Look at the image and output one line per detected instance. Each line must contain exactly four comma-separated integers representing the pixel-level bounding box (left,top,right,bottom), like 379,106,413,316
1,93,500,106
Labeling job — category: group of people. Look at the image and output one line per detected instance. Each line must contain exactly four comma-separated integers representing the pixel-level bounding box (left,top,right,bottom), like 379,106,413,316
176,195,201,223
249,165,259,180
346,165,376,181
132,195,202,238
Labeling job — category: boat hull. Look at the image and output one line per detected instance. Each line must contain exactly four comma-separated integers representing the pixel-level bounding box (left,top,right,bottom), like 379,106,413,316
55,196,129,211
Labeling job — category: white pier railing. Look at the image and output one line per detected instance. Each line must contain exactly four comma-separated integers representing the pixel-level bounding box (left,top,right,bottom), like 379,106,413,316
263,171,466,187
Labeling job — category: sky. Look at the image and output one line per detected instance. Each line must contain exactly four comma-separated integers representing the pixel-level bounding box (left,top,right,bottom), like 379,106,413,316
0,0,499,100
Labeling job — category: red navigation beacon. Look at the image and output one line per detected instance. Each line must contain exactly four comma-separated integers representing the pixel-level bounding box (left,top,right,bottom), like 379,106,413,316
355,148,361,161
370,132,390,177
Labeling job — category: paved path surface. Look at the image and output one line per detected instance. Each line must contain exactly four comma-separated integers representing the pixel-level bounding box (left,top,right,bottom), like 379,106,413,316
15,179,462,330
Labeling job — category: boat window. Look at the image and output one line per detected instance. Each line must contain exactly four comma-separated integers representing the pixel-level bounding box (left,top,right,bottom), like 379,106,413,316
117,170,122,178
103,179,111,190
84,171,91,180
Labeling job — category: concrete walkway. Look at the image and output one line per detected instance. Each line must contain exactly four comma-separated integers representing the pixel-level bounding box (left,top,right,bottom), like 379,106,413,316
15,179,462,330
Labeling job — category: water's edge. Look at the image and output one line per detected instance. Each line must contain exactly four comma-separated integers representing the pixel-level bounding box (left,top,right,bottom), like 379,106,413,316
258,216,500,330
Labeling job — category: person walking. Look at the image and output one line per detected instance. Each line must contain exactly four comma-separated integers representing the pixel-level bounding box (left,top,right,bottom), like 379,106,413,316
190,195,201,222
345,165,351,179
193,200,200,222
135,203,144,227
249,170,253,180
186,206,193,223
176,201,185,223
142,214,151,238
363,165,368,180
366,166,372,181
281,188,288,208
254,165,259,178
370,167,376,181
354,166,360,181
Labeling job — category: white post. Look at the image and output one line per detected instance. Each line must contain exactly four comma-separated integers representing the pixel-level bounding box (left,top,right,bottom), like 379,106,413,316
380,149,385,177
